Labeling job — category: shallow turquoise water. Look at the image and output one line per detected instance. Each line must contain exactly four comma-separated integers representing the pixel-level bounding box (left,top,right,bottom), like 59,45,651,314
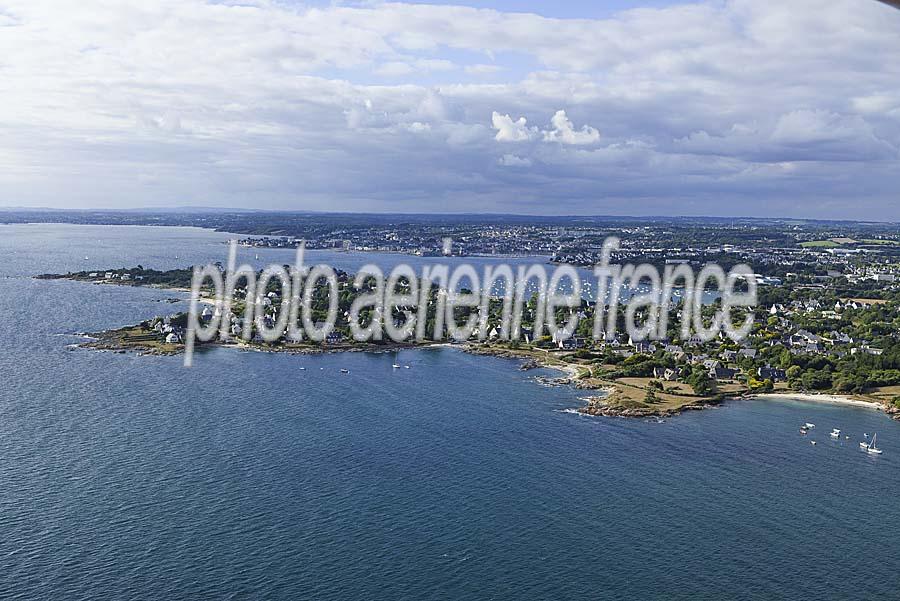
1,224,898,600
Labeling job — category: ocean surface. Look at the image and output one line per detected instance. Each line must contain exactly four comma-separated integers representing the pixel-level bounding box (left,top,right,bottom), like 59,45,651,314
1,223,898,600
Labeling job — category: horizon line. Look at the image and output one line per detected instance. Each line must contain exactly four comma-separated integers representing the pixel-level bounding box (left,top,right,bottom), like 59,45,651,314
0,206,897,225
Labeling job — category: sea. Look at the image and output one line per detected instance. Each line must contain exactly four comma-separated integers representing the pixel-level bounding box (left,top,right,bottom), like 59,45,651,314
0,223,898,600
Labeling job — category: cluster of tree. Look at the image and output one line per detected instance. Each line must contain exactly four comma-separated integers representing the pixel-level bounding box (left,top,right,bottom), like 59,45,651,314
683,366,715,396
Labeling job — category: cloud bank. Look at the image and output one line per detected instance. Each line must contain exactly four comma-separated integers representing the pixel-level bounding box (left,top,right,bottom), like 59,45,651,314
0,0,899,218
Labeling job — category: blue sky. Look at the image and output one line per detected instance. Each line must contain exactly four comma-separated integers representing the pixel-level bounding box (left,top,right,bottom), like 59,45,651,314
306,0,682,19
1,0,899,219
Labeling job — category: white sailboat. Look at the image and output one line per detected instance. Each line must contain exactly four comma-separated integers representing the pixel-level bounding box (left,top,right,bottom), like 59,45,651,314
830,428,841,438
867,433,883,455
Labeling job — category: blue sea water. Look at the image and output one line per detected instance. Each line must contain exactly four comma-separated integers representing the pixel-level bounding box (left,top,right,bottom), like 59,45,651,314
0,224,899,600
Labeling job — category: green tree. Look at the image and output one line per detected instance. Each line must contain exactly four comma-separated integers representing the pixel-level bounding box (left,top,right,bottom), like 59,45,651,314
685,366,715,396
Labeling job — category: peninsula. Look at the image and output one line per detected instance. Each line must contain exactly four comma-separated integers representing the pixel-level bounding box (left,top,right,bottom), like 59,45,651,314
38,261,900,421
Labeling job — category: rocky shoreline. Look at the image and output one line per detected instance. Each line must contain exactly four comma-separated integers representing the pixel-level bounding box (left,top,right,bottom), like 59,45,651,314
578,390,900,421
462,344,722,417
77,327,900,423
576,398,718,418
79,324,447,357
465,345,900,421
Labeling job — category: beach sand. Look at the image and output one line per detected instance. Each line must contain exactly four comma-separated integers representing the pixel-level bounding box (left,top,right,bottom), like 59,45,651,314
752,392,884,410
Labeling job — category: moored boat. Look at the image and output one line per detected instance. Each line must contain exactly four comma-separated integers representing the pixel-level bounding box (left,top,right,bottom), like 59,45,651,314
867,433,883,455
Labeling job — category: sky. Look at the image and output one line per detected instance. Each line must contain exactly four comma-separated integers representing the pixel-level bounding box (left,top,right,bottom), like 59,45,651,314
1,0,900,219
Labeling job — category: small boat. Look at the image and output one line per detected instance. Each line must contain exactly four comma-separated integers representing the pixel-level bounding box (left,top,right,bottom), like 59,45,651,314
392,364,401,369
810,441,817,446
299,367,306,370
800,427,809,435
340,368,350,374
830,428,841,438
404,365,411,369
804,423,816,429
859,441,869,449
867,433,883,455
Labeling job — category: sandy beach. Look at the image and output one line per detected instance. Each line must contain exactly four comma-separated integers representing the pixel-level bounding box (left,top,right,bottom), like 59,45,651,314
752,393,884,410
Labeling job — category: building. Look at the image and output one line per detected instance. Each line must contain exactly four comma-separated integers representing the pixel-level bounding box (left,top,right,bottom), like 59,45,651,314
711,367,738,381
758,367,786,382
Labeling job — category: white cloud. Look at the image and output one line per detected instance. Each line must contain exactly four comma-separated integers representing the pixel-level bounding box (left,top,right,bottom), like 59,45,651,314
491,112,537,142
491,109,600,146
542,110,600,145
0,0,898,217
852,93,900,115
406,121,431,133
677,109,897,162
773,109,865,144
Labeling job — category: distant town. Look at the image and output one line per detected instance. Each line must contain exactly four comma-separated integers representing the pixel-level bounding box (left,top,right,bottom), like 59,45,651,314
6,208,900,277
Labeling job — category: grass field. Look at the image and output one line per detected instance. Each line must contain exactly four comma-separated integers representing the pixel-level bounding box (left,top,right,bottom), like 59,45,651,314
841,297,889,305
864,386,900,404
584,376,749,412
861,239,898,246
800,240,840,248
